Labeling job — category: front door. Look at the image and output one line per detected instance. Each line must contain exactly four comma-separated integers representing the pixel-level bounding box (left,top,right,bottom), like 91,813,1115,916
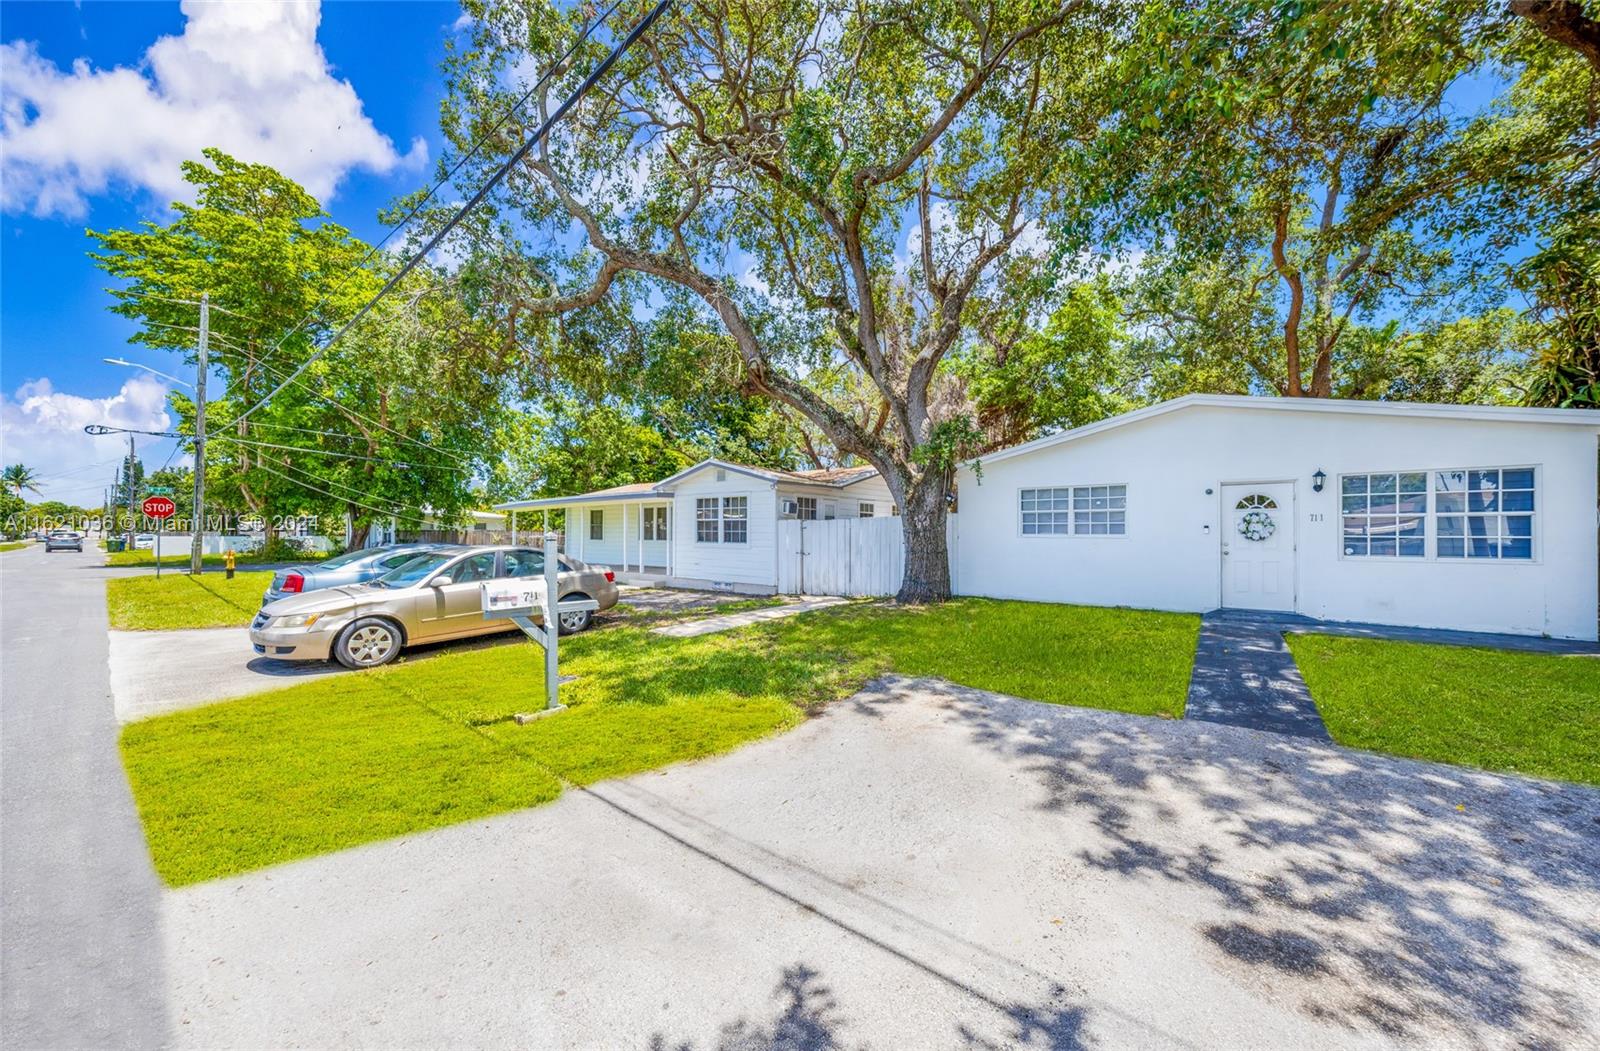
1221,482,1295,612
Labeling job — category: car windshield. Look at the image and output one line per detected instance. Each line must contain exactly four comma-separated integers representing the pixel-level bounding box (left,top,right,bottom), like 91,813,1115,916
374,552,454,587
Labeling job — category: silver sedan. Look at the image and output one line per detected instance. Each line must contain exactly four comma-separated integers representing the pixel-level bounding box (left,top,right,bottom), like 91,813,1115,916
260,544,442,606
249,545,620,669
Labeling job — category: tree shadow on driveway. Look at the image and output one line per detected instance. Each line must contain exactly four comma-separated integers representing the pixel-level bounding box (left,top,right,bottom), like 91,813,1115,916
891,676,1600,1045
644,961,1089,1051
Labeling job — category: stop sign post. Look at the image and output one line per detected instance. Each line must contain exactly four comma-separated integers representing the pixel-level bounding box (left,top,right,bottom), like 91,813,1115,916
142,496,176,577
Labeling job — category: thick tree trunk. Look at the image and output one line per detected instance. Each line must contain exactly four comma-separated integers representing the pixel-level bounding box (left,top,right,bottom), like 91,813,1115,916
1512,0,1600,71
895,473,952,604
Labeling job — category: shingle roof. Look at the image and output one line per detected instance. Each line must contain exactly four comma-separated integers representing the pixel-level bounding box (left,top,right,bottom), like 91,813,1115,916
771,466,880,486
494,459,882,510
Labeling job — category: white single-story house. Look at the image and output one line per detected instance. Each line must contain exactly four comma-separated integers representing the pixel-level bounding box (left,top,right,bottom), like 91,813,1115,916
954,394,1600,641
496,458,896,594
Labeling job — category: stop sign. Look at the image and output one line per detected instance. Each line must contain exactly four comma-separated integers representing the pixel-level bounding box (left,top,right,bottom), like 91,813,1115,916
142,496,176,519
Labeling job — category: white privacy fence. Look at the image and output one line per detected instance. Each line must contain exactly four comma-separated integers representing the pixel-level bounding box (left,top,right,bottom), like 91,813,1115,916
777,514,959,597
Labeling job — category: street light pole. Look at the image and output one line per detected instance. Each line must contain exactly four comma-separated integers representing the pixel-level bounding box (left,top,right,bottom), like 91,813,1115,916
191,294,209,575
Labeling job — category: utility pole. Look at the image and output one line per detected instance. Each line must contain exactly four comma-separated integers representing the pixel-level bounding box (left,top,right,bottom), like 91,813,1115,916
190,293,209,575
124,432,137,549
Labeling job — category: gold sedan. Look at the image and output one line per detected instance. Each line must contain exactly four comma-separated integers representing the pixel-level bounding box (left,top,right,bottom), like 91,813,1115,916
249,546,620,669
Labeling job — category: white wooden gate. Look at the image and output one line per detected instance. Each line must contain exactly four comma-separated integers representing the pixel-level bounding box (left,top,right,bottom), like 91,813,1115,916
777,515,959,596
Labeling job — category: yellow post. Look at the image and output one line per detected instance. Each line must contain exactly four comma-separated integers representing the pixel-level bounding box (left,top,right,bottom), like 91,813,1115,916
224,548,236,580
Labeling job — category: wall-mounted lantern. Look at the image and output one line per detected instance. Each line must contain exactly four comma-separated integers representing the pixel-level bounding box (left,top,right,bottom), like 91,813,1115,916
1312,469,1327,493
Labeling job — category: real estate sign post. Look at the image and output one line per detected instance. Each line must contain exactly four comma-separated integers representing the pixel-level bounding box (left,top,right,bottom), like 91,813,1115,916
480,532,597,719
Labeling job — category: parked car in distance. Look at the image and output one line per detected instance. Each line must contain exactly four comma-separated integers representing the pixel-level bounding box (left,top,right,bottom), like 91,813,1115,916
260,544,443,607
44,530,83,553
132,533,156,550
250,546,620,669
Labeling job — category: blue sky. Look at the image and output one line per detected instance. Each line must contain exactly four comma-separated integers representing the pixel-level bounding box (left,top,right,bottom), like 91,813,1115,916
1,1,460,501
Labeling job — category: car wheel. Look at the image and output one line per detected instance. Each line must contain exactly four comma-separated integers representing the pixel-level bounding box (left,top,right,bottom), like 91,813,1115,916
333,617,403,669
556,595,592,636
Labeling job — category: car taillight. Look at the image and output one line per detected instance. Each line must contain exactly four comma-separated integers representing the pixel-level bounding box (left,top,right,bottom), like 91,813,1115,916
604,570,615,583
283,573,304,594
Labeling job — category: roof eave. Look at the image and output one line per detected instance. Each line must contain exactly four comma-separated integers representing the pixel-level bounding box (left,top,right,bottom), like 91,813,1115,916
974,394,1600,468
493,491,673,511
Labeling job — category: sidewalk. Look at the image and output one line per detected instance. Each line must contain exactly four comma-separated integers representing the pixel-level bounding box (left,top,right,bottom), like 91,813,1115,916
652,596,850,638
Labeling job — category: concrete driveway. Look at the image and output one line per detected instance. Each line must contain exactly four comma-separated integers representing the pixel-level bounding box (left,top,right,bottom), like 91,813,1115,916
109,587,765,720
161,676,1600,1049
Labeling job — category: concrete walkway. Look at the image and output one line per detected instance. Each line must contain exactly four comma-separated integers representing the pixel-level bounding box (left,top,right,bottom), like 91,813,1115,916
1283,616,1600,655
1186,609,1600,740
652,595,850,638
1185,610,1331,740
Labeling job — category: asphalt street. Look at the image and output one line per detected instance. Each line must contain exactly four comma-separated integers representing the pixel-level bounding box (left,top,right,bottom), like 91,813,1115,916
1,543,170,1048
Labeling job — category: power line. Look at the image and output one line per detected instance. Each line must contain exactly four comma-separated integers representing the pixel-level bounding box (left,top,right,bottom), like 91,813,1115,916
252,458,435,527
235,0,672,426
31,456,129,483
141,312,479,468
244,354,477,467
226,435,473,472
111,289,252,319
240,0,633,384
243,420,384,443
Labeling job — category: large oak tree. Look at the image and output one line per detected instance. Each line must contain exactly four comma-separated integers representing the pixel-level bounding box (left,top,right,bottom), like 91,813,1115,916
443,0,1119,601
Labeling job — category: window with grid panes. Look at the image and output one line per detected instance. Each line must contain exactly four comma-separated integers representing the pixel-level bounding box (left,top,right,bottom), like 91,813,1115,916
1340,472,1427,557
1020,485,1126,535
1435,468,1534,559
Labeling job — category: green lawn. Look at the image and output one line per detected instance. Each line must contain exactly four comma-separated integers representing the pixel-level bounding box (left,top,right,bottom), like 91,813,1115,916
1289,633,1600,786
0,541,26,553
106,570,274,630
121,599,1198,885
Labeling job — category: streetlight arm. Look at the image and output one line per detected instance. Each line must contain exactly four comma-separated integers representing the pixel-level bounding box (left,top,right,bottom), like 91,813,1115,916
103,357,195,390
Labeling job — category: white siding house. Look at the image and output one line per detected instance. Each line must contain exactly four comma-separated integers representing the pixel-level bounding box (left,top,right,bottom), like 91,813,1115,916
954,395,1600,641
496,459,893,594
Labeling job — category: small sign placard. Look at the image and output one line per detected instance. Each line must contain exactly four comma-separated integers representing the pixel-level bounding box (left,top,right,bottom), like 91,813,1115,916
481,579,546,617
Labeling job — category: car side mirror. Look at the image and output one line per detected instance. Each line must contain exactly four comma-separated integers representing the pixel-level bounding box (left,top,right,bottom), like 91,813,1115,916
427,576,448,588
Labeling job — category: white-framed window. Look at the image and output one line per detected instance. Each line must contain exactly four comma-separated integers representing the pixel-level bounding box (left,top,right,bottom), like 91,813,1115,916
722,496,748,543
858,502,875,518
1338,466,1536,561
823,500,837,520
643,505,668,541
1435,468,1534,560
1020,485,1127,536
695,498,720,543
795,496,817,520
1340,472,1427,558
589,509,605,541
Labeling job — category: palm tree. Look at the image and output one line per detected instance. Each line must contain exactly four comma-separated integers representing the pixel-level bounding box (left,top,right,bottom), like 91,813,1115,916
2,464,42,499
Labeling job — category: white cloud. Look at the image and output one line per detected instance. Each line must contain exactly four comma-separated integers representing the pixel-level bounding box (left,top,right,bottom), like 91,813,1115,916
0,0,424,218
0,376,172,502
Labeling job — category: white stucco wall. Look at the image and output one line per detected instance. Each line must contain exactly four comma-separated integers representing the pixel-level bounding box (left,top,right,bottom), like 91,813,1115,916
954,403,1599,640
